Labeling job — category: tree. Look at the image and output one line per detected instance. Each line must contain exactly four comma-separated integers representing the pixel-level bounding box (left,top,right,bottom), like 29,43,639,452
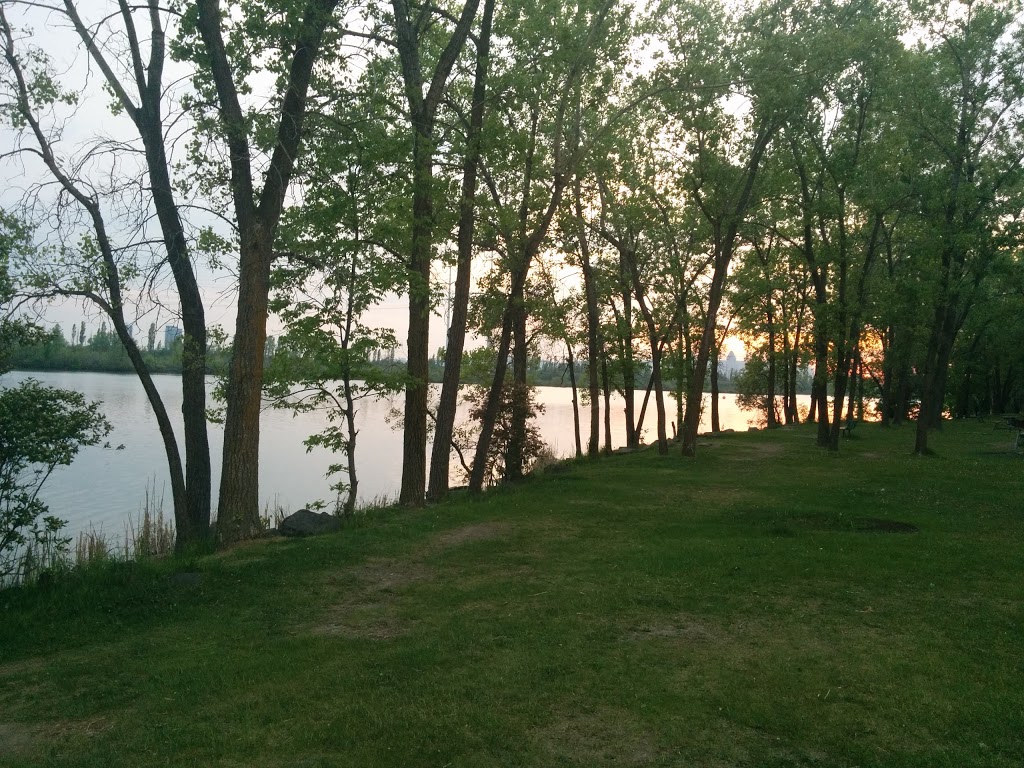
531,258,586,457
185,0,343,542
389,0,482,506
901,0,1024,454
428,0,497,500
774,0,904,448
456,372,548,489
0,210,38,373
731,212,813,427
733,351,781,427
468,0,636,490
1,1,212,549
266,114,405,515
657,0,793,457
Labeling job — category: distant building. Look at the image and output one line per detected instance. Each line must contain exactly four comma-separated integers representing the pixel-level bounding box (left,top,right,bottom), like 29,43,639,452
164,325,182,348
720,351,744,378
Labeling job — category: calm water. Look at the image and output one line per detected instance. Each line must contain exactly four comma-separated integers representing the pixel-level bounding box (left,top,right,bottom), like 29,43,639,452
2,370,773,540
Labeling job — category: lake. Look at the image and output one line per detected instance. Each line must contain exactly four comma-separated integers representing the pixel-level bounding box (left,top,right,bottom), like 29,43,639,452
2,370,778,541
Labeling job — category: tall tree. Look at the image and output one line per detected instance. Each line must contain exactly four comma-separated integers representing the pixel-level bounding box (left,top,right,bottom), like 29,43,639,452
1,2,211,549
390,0,482,505
469,0,639,488
902,0,1024,454
428,0,496,501
662,0,783,457
189,0,343,542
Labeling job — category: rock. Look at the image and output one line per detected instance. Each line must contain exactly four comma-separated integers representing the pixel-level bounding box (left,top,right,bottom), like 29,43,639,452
279,508,342,537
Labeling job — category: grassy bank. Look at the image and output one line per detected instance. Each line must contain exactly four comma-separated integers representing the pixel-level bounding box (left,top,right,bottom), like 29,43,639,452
1,421,1021,767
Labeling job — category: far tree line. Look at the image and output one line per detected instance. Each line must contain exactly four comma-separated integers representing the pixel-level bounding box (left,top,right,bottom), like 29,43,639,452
5,321,811,396
1,0,1022,551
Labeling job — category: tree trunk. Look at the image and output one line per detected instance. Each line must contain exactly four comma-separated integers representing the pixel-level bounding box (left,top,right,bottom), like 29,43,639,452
682,121,774,456
566,344,582,457
620,263,637,449
573,180,602,457
915,302,958,454
109,317,189,537
400,120,435,504
810,273,831,446
504,294,529,482
682,263,726,456
216,230,270,543
846,350,858,423
344,374,358,516
391,0,481,505
41,1,212,548
766,325,777,429
710,345,721,433
141,115,211,549
468,308,514,493
196,0,341,543
427,0,494,500
601,354,613,454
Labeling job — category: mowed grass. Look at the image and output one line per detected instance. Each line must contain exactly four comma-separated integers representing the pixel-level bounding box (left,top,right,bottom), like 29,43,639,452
1,420,1022,767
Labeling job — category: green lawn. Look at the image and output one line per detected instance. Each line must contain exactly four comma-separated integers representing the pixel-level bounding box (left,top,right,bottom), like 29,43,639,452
1,421,1022,767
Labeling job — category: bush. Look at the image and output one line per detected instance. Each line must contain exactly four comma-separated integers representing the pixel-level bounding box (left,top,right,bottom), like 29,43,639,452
0,379,111,583
455,382,547,487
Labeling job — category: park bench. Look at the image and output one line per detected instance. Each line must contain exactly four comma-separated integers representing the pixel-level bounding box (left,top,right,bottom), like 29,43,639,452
842,418,858,438
1002,416,1024,450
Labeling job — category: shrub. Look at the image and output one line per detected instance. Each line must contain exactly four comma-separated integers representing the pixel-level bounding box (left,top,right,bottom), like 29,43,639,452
0,379,110,583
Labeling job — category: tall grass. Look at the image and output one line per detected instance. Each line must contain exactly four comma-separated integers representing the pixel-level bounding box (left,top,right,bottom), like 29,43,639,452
124,481,175,558
261,495,288,531
71,480,175,573
74,527,112,564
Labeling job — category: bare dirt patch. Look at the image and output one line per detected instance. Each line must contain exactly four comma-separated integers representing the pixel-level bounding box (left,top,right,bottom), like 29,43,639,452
0,657,45,679
309,601,409,640
305,557,435,639
0,717,110,758
349,557,434,593
304,522,509,640
427,521,509,552
532,708,660,766
728,441,785,460
622,614,717,643
208,537,274,560
0,722,39,757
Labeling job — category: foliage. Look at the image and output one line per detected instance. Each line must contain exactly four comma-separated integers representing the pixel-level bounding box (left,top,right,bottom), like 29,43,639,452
455,381,548,487
0,209,42,374
733,352,781,428
0,380,110,582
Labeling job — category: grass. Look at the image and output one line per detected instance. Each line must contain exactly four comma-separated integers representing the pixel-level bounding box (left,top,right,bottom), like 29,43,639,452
0,420,1021,767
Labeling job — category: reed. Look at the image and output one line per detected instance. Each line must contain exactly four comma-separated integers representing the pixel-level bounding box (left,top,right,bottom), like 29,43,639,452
74,527,113,565
124,481,175,558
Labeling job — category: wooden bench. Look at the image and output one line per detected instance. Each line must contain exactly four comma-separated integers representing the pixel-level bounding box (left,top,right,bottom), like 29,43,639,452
1004,416,1024,449
842,418,858,438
